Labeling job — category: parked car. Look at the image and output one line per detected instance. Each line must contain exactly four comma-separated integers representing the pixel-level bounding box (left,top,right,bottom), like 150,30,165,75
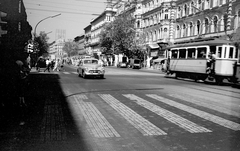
128,58,141,69
117,62,127,68
77,58,105,79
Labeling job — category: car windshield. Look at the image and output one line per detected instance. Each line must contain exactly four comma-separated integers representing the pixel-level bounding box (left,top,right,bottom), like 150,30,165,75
84,59,98,64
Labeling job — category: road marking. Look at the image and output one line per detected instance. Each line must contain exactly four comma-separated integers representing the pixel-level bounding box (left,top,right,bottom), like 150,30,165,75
62,72,70,74
99,94,167,136
147,94,240,131
168,93,240,118
124,94,211,133
74,95,120,138
72,72,78,74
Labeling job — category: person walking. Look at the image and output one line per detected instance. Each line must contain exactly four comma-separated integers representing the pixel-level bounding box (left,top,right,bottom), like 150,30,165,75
53,59,59,71
44,58,51,72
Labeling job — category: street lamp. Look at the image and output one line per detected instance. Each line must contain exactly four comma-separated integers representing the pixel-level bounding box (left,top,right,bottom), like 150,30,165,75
33,13,61,38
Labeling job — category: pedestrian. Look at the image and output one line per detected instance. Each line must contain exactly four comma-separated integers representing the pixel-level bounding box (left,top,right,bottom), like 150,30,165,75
53,59,59,71
15,59,27,125
44,58,51,72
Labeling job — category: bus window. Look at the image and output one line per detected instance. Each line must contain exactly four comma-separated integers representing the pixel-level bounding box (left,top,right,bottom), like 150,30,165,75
197,47,207,58
171,49,178,58
179,49,187,58
229,47,234,58
218,47,222,58
187,48,196,58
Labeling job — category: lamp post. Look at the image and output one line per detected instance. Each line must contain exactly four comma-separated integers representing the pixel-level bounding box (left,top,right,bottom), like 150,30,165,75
33,13,61,38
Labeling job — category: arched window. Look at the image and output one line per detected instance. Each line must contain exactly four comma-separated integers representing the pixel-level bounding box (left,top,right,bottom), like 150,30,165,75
189,22,194,36
183,24,187,37
165,9,169,19
164,28,168,39
177,25,181,38
197,20,201,35
213,16,218,32
178,6,181,18
205,18,209,34
184,4,187,16
190,2,195,14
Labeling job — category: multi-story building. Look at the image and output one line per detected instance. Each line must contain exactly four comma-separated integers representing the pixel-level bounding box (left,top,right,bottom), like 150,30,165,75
74,34,85,55
84,25,92,55
174,0,239,42
89,0,115,58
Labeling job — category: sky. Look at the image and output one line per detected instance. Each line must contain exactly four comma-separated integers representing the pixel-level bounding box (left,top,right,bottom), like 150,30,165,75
22,0,107,42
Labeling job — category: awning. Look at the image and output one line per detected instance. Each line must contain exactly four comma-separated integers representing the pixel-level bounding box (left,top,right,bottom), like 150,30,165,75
153,57,166,63
147,43,159,49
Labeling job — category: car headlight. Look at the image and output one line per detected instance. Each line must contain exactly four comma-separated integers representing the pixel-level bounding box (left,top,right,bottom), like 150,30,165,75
84,67,89,72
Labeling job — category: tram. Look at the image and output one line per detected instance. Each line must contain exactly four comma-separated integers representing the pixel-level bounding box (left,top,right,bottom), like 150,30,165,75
164,38,240,84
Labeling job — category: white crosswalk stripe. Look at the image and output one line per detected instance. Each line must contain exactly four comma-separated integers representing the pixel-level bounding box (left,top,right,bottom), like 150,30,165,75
147,94,240,131
99,94,167,136
73,95,120,138
168,93,240,118
65,93,240,138
124,94,211,133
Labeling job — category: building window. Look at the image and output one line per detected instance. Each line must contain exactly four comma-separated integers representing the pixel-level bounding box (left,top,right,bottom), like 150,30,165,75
183,24,187,37
190,2,195,14
197,20,201,35
177,25,181,38
189,22,194,36
204,18,209,34
213,16,218,32
164,9,169,19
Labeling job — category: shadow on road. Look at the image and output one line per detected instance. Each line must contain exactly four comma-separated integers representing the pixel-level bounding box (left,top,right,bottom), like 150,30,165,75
0,73,91,151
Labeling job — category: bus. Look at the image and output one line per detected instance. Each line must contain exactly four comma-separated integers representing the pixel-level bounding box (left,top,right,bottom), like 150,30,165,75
164,38,239,84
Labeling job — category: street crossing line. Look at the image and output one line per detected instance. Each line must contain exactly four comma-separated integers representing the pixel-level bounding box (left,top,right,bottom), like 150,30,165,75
147,94,240,131
62,72,70,74
74,95,120,138
168,93,240,118
124,94,211,133
99,94,167,136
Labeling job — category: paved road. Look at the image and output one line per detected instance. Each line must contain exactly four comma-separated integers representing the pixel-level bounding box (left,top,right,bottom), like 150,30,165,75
1,65,240,151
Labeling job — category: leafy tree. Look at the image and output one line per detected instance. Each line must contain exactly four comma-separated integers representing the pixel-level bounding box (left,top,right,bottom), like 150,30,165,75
34,31,50,57
62,40,79,57
99,23,113,55
99,15,136,59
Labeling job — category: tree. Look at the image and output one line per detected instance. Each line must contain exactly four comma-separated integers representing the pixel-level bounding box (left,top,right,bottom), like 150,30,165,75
99,15,136,59
99,23,113,55
34,31,49,57
62,40,79,57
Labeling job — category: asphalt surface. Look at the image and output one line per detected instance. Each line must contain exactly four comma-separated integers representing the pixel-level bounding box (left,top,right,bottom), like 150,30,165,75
0,65,240,151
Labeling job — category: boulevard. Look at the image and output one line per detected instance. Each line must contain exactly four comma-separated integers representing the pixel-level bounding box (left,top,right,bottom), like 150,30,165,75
1,65,240,151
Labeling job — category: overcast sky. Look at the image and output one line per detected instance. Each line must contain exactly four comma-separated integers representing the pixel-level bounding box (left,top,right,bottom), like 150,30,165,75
22,0,107,42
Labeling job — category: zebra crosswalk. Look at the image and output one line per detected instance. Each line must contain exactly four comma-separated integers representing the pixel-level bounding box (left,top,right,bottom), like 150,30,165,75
66,93,240,138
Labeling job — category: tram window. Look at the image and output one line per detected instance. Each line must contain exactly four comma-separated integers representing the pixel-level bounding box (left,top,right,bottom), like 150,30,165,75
187,48,196,58
224,47,227,58
229,47,234,58
179,49,186,58
171,49,178,58
197,47,207,58
210,46,216,54
218,47,222,58
235,47,239,59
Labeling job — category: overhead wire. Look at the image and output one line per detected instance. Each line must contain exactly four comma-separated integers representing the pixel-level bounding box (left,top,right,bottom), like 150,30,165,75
25,3,103,13
26,8,101,15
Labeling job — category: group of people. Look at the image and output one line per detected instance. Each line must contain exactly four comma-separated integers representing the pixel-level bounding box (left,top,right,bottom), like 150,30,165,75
35,58,64,72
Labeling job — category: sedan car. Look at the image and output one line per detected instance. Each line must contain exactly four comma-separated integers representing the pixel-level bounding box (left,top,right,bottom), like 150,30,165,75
77,58,105,79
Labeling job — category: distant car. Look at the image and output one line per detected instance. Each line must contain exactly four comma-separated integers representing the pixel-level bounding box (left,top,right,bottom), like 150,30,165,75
77,58,105,79
117,62,127,68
